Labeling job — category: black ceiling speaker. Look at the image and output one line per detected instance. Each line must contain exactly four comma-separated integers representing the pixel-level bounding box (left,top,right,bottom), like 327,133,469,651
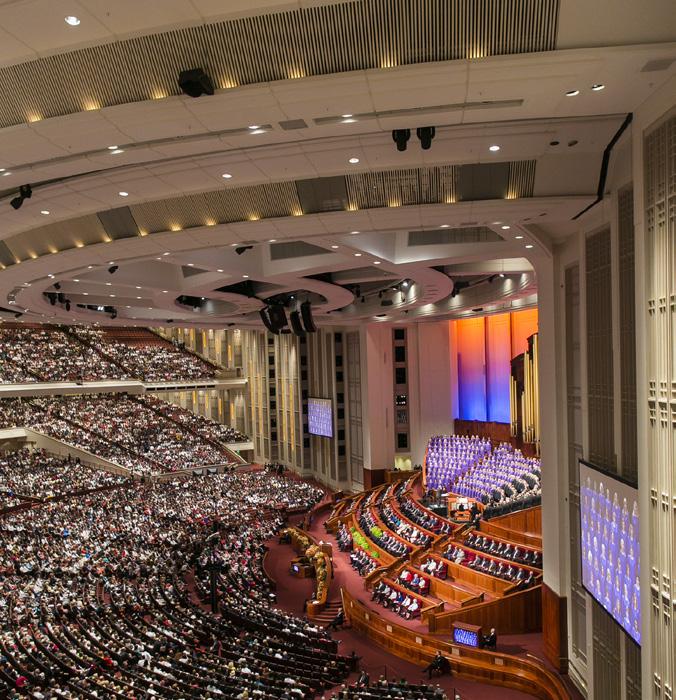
300,301,317,332
268,304,288,332
289,310,306,337
178,68,214,98
416,126,436,150
259,307,280,335
392,129,411,152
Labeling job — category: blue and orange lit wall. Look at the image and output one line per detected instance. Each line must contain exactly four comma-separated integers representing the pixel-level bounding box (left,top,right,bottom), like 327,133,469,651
452,309,538,423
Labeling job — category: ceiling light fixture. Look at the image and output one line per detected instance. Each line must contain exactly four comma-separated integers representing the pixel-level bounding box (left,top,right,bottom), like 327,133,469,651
222,173,233,179
242,274,249,278
489,145,501,152
440,224,450,228
64,15,80,26
392,129,411,152
499,273,505,278
501,225,511,230
268,239,277,243
110,149,124,155
565,89,580,97
373,261,381,265
217,269,224,272
350,230,360,235
118,191,129,197
416,126,436,150
525,244,534,249
107,146,118,150
330,245,339,249
515,235,524,239
354,253,362,257
591,84,605,91
41,210,50,215
248,125,260,130
250,129,266,135
348,157,360,164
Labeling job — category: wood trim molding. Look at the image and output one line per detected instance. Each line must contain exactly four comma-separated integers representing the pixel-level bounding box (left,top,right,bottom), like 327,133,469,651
542,583,568,674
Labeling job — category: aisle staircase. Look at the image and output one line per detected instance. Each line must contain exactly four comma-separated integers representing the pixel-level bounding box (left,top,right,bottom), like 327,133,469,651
312,599,343,626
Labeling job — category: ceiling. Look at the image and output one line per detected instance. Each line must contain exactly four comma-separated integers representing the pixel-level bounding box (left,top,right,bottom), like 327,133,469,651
0,0,674,328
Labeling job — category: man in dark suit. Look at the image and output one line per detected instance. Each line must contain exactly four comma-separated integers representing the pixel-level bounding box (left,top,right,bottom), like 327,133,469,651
482,628,497,650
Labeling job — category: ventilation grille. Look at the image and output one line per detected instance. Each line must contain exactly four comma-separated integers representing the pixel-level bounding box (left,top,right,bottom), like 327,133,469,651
97,206,139,241
269,241,330,260
346,165,458,209
585,228,615,471
507,160,537,198
408,226,502,246
131,181,303,234
0,0,560,129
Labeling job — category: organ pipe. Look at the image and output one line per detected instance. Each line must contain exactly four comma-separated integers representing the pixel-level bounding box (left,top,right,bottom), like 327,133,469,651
509,333,539,454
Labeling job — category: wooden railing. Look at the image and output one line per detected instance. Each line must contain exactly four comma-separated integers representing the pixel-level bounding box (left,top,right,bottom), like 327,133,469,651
342,588,572,700
481,506,542,548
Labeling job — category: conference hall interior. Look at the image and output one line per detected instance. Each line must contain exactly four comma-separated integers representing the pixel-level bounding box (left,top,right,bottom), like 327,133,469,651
0,1,674,699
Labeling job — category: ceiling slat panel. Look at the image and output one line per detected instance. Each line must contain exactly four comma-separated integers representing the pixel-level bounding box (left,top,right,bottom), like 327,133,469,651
0,0,560,129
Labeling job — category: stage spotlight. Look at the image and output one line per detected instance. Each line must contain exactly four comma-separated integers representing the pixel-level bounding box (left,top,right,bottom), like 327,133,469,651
235,246,253,256
416,126,436,150
53,282,61,290
178,68,214,98
392,129,411,152
47,293,57,306
108,265,118,274
9,184,32,210
57,293,66,304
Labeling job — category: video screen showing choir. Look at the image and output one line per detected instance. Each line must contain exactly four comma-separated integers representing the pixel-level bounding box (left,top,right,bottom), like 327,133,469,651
308,398,333,438
579,461,641,645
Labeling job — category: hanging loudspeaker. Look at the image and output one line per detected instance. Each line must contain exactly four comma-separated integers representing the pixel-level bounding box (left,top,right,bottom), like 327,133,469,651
300,301,317,332
259,307,279,334
289,310,306,337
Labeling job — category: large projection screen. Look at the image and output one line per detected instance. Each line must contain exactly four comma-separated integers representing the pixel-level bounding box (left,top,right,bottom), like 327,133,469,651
579,460,641,645
308,398,333,438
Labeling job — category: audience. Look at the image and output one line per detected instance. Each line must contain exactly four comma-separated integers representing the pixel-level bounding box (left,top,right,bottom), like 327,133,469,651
0,448,127,499
0,324,217,384
0,467,342,698
327,678,447,699
0,394,246,475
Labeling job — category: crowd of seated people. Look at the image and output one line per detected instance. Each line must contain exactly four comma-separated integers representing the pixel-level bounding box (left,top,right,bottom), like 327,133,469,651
452,443,541,513
0,448,127,499
379,504,432,547
0,324,218,384
350,549,378,577
69,326,218,382
397,568,430,596
425,435,492,491
337,523,353,551
399,498,452,535
359,510,409,558
443,544,536,587
328,678,449,699
0,326,125,382
371,581,422,619
0,394,245,474
0,468,346,698
464,532,542,568
419,557,448,579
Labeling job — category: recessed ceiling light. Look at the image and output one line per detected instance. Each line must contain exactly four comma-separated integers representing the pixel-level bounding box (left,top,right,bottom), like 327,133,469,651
136,296,142,299
501,225,511,230
222,173,232,179
342,118,357,124
250,129,266,135
350,230,360,235
162,252,170,256
109,294,116,298
47,274,55,278
565,89,579,97
499,273,505,278
268,239,277,243
156,257,162,261
489,145,500,152
73,279,79,282
64,15,80,26
230,243,238,247
373,261,381,265
83,292,89,296
107,146,118,150
118,191,129,197
248,125,260,130
330,245,339,249
341,114,353,118
87,265,93,269
0,168,4,172
187,263,194,267
162,290,168,293
217,269,224,272
515,235,524,239
135,286,142,289
242,274,249,278
591,84,605,91
40,210,50,215
354,253,362,257
348,157,360,164
2,171,12,177
110,149,124,155
525,244,534,249
440,224,450,229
